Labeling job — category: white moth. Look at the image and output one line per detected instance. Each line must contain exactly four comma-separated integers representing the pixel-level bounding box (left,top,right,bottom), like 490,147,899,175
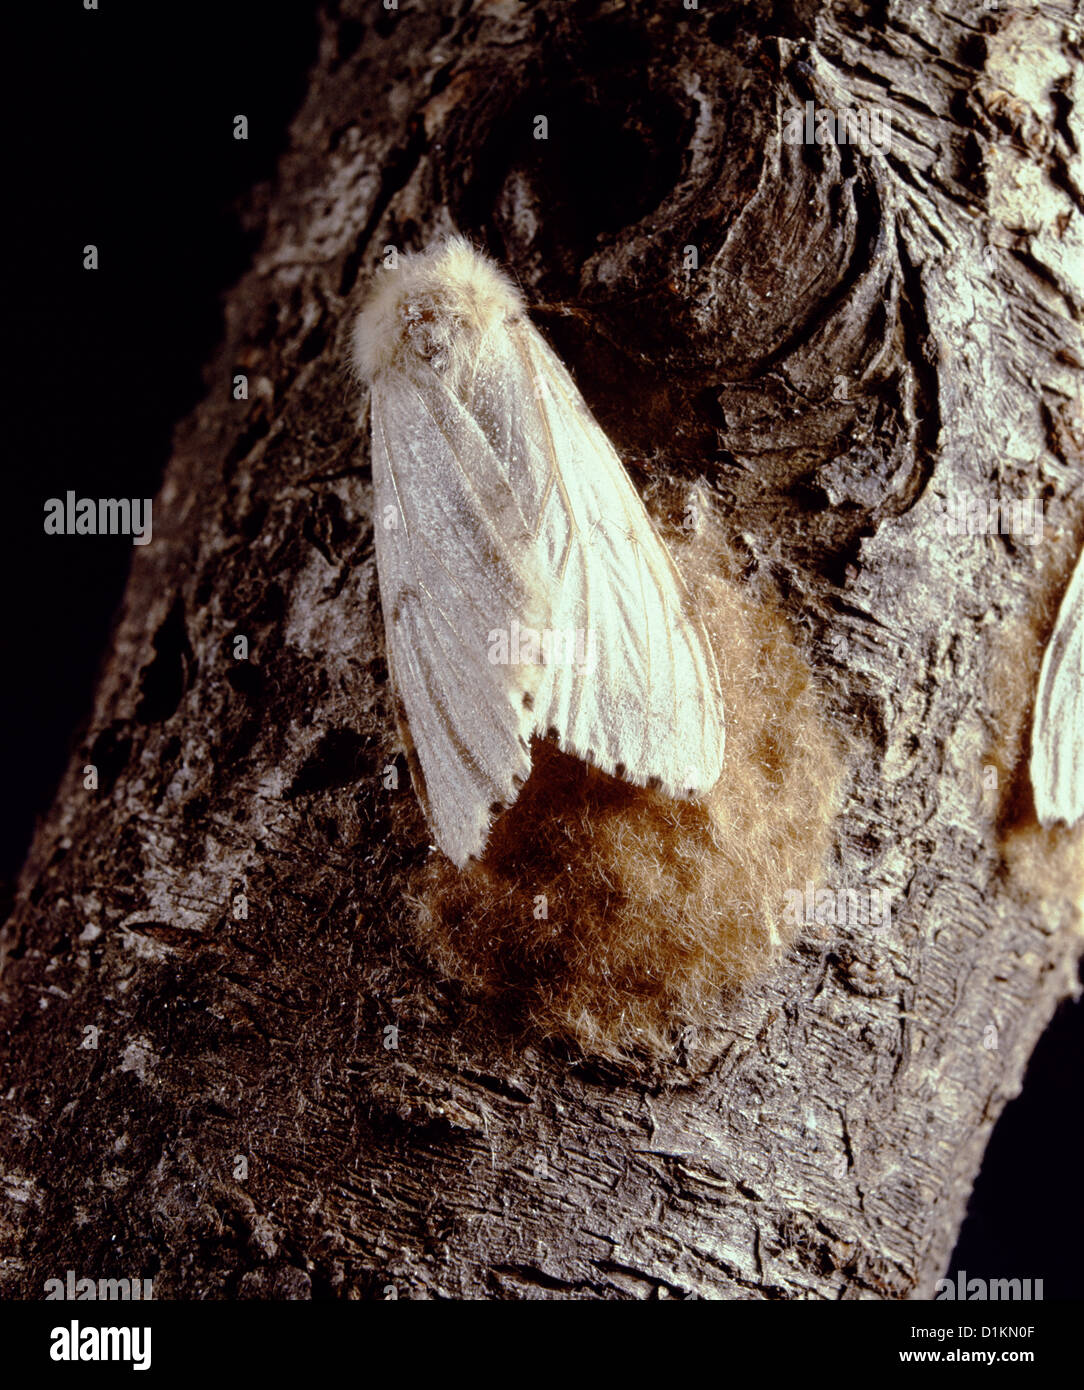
352,237,724,866
1030,548,1084,829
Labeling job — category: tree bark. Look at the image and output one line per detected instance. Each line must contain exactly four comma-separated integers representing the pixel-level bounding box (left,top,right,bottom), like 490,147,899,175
2,0,1082,1299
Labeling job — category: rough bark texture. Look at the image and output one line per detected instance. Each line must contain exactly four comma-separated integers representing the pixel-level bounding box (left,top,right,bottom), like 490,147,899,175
2,0,1082,1299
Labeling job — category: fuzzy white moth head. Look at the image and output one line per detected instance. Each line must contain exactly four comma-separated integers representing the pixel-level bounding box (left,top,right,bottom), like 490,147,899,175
352,237,524,394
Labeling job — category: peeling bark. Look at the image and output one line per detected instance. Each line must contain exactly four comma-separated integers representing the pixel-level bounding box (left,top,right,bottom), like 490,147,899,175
1,0,1082,1299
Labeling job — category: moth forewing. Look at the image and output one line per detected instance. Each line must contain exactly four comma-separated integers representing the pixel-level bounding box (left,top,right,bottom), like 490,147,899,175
516,324,725,796
369,373,546,865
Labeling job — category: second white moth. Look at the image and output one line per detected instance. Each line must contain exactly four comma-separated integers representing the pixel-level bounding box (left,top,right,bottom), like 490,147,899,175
352,236,725,866
1031,548,1084,829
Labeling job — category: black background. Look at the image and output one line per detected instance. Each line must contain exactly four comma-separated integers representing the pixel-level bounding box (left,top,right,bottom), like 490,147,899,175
4,0,1080,1298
